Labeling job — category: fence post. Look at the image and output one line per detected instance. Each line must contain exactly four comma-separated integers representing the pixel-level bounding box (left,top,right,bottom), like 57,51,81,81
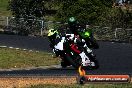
41,20,44,36
6,17,9,27
115,28,123,41
115,28,117,40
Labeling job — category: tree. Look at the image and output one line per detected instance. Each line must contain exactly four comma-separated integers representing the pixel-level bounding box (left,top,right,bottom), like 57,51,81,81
9,0,48,18
9,0,48,35
55,0,112,24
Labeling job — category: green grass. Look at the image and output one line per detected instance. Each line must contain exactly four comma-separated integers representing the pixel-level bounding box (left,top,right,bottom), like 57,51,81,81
0,0,11,16
27,83,132,88
0,48,60,69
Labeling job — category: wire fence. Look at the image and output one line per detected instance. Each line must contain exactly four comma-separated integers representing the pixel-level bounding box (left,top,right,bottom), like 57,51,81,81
93,26,132,42
0,16,44,36
0,16,132,43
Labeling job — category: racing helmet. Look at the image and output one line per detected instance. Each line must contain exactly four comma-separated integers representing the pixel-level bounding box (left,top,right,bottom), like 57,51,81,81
68,17,77,26
77,25,91,38
47,28,58,37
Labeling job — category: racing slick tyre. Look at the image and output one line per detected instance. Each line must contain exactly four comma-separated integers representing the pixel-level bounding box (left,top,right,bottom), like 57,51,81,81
64,54,80,69
60,56,71,68
61,61,67,68
61,60,71,68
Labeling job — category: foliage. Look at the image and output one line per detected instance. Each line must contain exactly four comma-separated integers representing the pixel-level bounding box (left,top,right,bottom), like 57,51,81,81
8,0,132,28
101,8,132,28
8,0,132,40
55,0,112,24
9,0,47,18
8,0,47,35
54,0,132,31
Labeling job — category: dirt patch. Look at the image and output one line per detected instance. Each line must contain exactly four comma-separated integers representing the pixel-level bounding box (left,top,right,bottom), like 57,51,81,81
0,76,77,88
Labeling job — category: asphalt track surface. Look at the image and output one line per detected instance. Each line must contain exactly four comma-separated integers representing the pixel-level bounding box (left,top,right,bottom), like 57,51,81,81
0,34,132,76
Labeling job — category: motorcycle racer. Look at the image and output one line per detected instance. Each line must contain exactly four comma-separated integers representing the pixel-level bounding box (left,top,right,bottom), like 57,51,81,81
47,28,94,67
65,33,95,67
67,17,97,56
47,17,99,68
47,28,62,57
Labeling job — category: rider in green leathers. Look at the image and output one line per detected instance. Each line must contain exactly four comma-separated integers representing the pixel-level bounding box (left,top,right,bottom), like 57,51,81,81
67,17,99,49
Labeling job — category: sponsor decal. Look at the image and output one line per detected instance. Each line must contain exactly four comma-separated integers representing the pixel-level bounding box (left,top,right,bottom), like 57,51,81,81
84,75,130,83
77,66,130,84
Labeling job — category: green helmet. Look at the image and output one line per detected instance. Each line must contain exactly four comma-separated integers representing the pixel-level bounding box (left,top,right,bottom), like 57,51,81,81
68,17,77,25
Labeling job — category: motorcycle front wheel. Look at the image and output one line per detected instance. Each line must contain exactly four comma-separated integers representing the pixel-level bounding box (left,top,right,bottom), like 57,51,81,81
64,54,81,69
